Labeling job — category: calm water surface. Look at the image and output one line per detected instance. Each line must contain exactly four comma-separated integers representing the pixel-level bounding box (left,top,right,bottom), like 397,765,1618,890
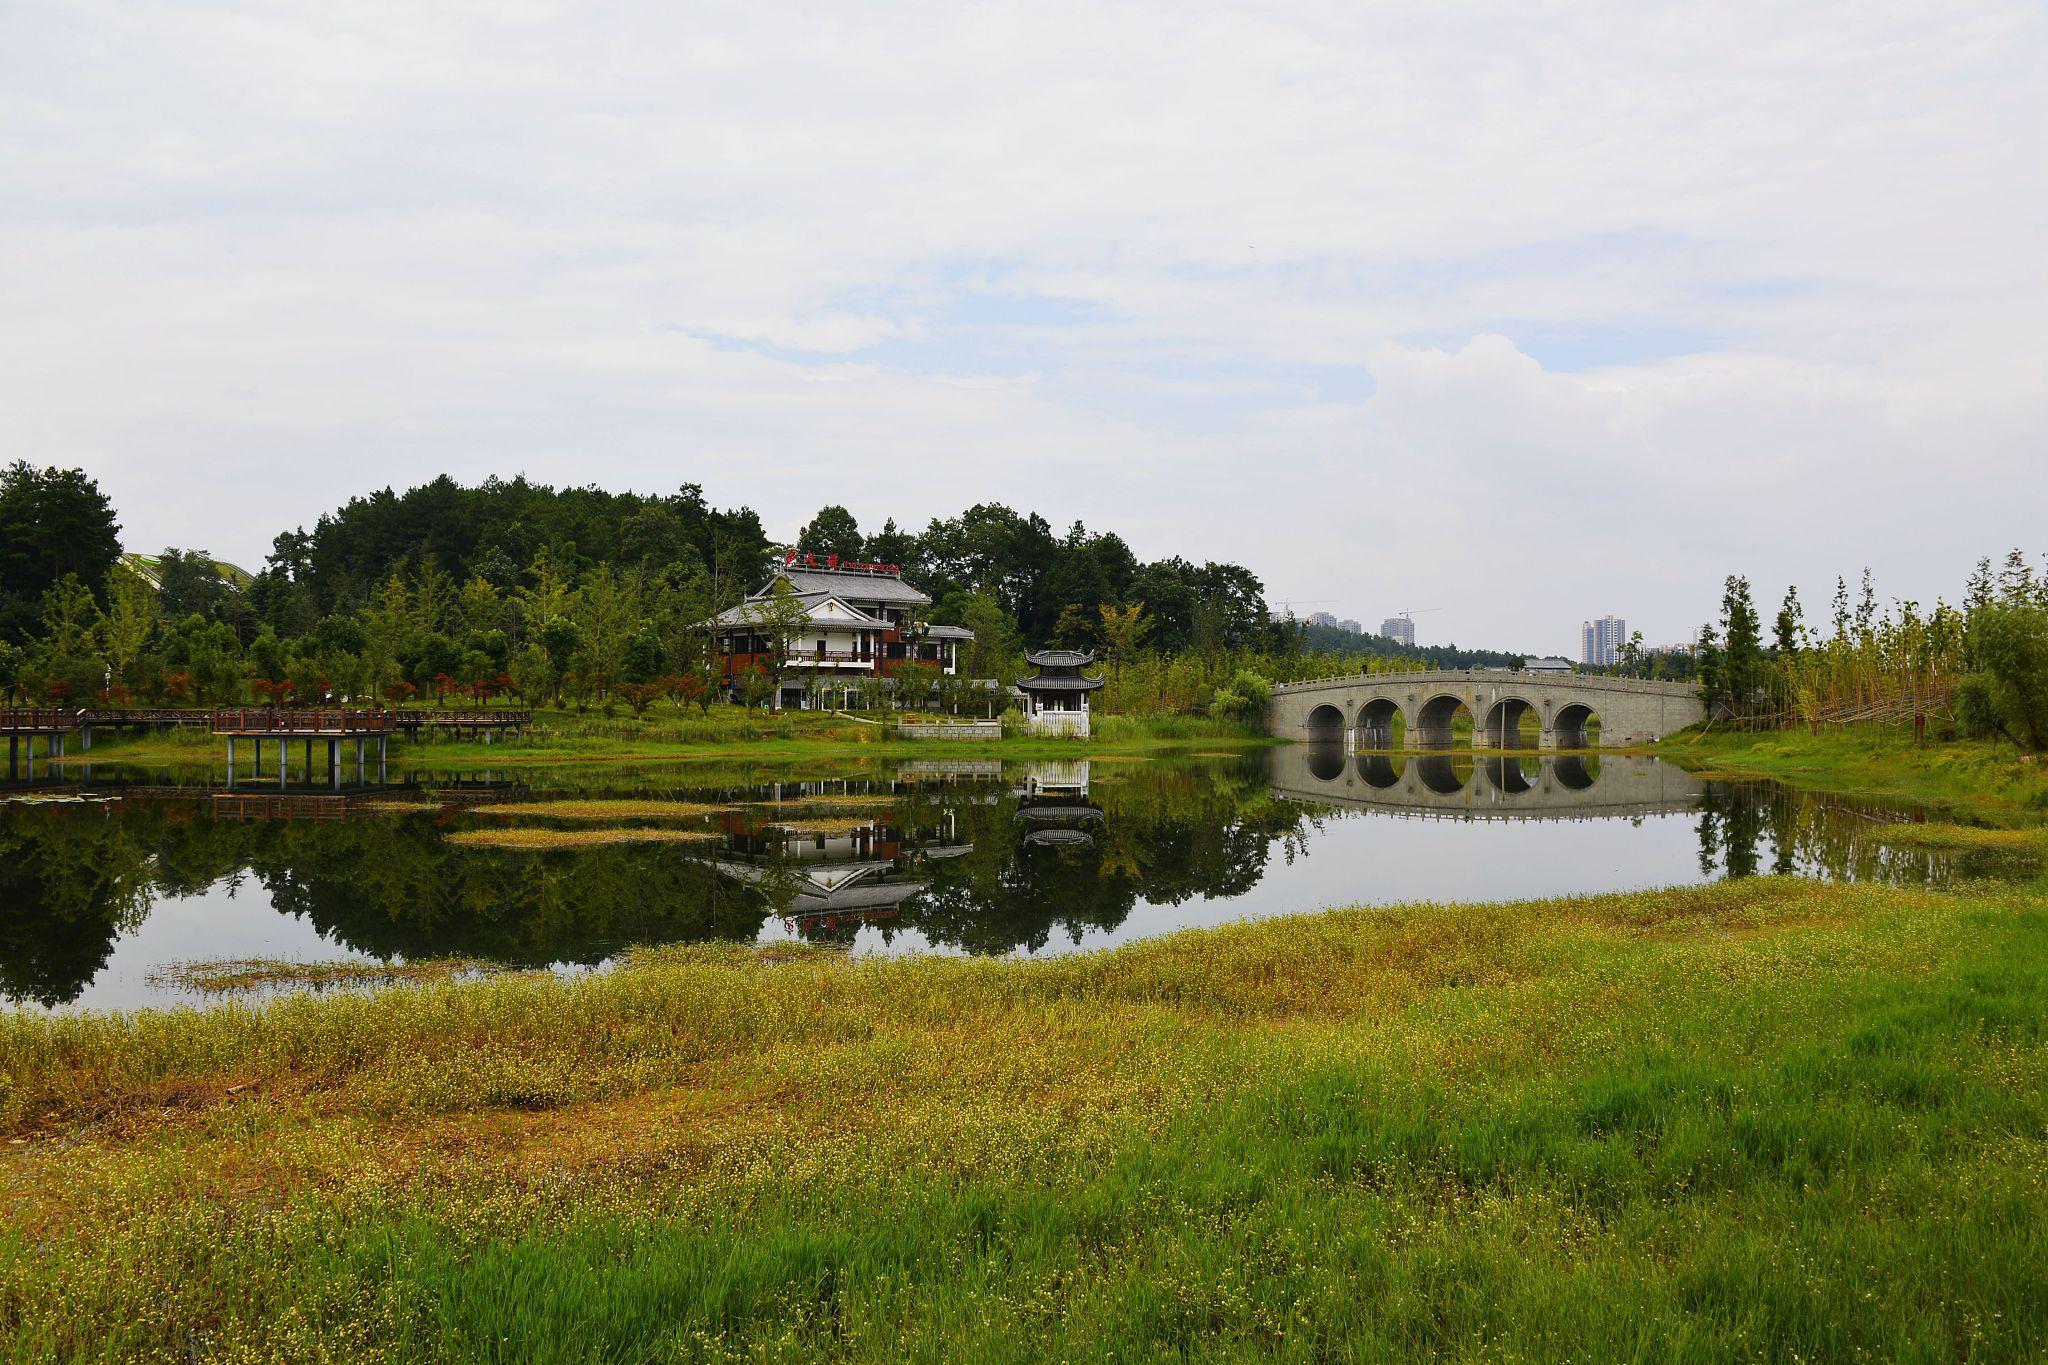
0,747,1979,1011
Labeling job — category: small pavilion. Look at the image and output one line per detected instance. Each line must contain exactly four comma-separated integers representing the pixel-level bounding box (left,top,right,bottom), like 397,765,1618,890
1017,650,1103,736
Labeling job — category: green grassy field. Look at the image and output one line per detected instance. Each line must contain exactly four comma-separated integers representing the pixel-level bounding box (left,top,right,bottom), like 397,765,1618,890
1662,725,2048,819
48,707,1271,771
3,871,2045,1360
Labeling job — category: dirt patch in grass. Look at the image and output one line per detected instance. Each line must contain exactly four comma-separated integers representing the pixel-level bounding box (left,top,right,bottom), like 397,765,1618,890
446,827,721,851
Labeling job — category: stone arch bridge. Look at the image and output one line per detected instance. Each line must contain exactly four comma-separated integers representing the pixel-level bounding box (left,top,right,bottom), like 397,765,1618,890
1268,669,1704,749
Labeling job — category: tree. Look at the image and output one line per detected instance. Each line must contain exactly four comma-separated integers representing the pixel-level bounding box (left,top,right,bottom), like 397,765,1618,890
1695,623,1724,716
1095,602,1152,684
155,549,249,634
1720,576,1763,713
97,568,160,689
0,463,122,645
737,662,775,710
1773,586,1804,657
1963,600,2048,752
962,590,1022,681
1208,669,1273,724
738,582,815,701
796,506,864,562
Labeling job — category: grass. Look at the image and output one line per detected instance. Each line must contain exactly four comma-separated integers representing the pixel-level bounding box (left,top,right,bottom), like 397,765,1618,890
746,793,902,811
442,827,721,851
147,957,514,996
2,874,2045,1359
49,707,1273,773
1662,724,2048,818
469,799,737,821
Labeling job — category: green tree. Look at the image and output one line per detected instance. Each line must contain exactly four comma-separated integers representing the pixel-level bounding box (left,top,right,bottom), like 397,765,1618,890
97,568,161,688
1963,600,2048,751
1773,586,1804,656
962,590,1022,681
1720,576,1763,712
0,463,122,645
738,582,815,701
1096,602,1152,686
1695,623,1724,716
796,506,864,562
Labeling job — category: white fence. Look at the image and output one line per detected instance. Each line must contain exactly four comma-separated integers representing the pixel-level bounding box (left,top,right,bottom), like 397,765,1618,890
896,720,1003,741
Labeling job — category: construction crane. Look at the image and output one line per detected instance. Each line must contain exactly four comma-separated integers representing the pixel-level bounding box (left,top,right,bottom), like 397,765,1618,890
1394,607,1444,622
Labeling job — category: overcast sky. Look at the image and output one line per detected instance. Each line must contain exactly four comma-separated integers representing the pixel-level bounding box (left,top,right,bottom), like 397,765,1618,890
4,1,2042,653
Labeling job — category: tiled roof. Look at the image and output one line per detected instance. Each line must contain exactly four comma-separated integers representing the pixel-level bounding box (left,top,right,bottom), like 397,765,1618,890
709,592,890,629
780,567,930,606
1024,649,1096,668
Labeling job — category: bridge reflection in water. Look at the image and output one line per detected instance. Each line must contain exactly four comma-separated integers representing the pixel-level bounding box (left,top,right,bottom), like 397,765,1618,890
1274,742,1702,819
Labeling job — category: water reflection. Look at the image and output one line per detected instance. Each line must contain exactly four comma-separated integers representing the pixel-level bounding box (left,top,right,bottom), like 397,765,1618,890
0,751,2013,1009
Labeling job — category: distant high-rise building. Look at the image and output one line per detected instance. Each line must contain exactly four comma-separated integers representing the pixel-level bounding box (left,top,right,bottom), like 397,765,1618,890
1337,618,1362,635
1380,615,1416,647
1581,614,1627,667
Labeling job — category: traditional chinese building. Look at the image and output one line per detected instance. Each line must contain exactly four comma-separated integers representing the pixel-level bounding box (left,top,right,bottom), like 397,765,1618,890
710,555,973,709
1017,649,1104,736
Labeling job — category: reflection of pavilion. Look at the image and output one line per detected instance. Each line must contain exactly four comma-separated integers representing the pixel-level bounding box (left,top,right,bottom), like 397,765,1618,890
1270,744,1702,821
713,805,972,933
1014,760,1103,847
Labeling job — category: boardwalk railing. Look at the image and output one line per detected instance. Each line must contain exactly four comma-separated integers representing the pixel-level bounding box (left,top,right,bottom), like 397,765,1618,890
0,708,86,734
387,710,533,731
211,708,399,736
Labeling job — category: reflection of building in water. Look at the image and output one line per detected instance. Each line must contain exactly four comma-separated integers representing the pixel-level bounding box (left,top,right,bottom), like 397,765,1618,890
714,800,971,937
1014,760,1103,847
1270,746,1703,820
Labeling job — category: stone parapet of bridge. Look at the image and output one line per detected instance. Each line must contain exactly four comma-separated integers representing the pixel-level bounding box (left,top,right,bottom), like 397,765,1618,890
1268,669,1704,749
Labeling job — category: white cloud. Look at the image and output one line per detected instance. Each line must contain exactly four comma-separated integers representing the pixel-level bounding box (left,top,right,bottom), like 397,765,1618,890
0,0,2041,650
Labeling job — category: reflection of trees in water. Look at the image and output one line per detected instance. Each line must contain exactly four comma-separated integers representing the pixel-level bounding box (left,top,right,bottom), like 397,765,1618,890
255,826,769,966
0,798,777,1003
856,760,1307,955
1694,781,1955,885
0,806,160,1006
8,761,1992,1006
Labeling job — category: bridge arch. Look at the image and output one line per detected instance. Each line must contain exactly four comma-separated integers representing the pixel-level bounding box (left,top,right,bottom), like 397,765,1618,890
1553,702,1601,749
1305,741,1347,781
1304,703,1346,744
1356,697,1401,746
1415,753,1469,794
1552,754,1599,789
1412,694,1469,748
1356,752,1404,789
1481,754,1539,795
1479,695,1543,749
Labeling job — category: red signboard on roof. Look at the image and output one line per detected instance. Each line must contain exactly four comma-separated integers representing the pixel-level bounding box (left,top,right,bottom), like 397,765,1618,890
782,550,901,575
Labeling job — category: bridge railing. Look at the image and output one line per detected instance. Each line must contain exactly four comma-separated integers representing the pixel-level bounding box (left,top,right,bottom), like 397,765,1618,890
0,707,86,733
210,708,399,736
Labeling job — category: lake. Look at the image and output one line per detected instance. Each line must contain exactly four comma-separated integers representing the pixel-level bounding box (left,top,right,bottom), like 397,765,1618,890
0,748,1974,1011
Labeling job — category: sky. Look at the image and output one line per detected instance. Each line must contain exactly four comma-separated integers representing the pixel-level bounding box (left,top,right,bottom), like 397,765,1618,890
3,1,2043,655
